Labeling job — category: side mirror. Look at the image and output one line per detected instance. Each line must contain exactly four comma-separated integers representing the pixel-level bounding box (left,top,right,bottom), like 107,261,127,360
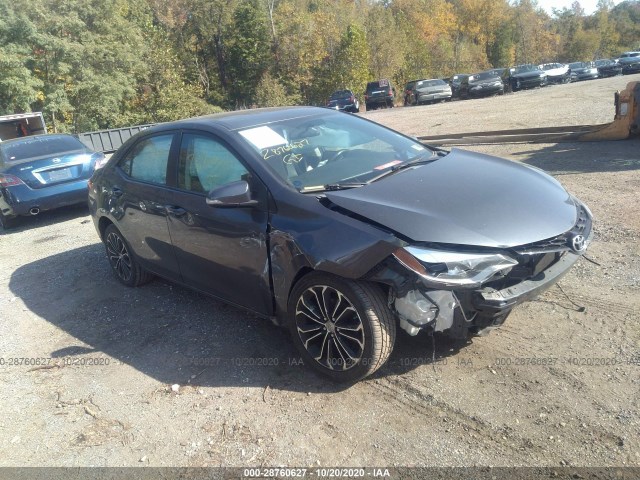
206,180,258,208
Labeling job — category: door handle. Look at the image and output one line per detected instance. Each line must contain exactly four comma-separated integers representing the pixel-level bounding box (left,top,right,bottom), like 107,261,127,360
110,187,123,197
165,205,187,217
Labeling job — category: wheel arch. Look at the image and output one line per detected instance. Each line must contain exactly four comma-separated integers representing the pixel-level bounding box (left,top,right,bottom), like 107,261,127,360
98,216,114,241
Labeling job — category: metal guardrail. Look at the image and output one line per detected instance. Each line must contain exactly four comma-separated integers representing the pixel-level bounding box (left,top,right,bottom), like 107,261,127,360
76,124,156,153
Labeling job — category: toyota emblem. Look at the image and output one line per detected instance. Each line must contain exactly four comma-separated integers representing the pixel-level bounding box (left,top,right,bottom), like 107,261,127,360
570,234,586,252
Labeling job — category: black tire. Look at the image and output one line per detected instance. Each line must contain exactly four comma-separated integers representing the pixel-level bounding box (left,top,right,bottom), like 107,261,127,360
287,272,396,382
104,224,154,287
0,211,18,230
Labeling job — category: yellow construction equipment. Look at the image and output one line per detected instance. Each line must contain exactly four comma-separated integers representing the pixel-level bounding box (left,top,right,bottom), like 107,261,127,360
418,81,639,145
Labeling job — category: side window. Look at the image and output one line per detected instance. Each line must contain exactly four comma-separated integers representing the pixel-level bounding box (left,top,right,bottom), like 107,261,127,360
178,134,249,193
119,134,173,184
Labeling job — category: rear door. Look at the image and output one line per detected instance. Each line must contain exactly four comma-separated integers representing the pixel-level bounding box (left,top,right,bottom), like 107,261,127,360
106,132,182,280
165,131,272,315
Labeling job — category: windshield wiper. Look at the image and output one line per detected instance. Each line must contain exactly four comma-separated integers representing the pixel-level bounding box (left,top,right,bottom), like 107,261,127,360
368,152,441,184
298,150,445,193
299,182,366,193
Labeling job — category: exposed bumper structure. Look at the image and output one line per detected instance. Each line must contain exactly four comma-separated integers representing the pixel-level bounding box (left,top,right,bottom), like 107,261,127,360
472,249,582,313
375,219,593,339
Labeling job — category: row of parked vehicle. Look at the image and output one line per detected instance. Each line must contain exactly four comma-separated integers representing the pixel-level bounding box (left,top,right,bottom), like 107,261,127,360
324,51,640,110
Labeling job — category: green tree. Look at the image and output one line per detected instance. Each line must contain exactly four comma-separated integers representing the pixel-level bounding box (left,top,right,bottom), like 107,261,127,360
0,9,43,114
227,0,271,107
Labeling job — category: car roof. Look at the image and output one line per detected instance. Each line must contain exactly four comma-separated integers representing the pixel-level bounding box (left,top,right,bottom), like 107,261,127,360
142,106,337,133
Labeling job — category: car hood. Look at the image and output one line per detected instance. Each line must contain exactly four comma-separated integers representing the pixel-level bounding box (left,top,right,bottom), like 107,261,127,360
324,149,578,248
544,67,568,75
416,85,450,92
469,78,501,86
512,70,544,79
572,66,594,72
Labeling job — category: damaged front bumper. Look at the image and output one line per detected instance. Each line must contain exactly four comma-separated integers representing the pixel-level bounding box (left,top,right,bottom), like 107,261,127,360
472,249,581,314
369,229,592,339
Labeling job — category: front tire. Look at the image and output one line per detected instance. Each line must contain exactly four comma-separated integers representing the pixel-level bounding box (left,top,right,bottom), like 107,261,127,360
288,273,396,382
104,224,154,287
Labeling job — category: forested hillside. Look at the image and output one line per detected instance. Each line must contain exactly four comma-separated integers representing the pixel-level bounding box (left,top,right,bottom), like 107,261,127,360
1,0,638,132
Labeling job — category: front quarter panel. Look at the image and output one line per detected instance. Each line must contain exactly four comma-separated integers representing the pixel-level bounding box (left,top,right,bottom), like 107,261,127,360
268,197,402,321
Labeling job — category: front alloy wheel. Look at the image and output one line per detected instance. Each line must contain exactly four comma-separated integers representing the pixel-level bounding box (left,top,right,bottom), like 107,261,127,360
288,273,396,382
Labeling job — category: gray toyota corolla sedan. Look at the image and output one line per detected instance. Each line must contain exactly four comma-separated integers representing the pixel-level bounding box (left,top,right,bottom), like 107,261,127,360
88,107,592,382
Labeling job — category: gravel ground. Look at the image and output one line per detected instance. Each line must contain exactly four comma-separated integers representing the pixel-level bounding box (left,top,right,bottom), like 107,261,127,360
0,74,639,469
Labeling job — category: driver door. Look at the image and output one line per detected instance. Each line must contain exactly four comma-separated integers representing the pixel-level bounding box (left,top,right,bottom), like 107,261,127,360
166,131,272,315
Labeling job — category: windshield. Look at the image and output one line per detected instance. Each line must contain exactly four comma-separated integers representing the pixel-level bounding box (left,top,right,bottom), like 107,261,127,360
236,111,433,191
0,135,86,163
514,65,538,74
470,71,498,81
416,79,446,88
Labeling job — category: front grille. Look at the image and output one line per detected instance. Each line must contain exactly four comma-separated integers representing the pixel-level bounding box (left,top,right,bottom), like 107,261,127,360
512,204,591,255
483,204,591,291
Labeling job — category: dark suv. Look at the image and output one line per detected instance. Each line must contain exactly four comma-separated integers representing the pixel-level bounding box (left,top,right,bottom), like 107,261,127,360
325,90,360,113
365,79,395,110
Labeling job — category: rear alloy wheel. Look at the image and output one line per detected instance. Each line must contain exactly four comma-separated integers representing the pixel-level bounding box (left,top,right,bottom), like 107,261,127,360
288,273,396,382
104,224,153,287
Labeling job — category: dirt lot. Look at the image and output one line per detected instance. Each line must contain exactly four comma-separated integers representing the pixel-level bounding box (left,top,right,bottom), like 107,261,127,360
1,74,639,469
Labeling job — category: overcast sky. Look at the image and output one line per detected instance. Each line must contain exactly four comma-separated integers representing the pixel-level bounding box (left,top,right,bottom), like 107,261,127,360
536,0,623,15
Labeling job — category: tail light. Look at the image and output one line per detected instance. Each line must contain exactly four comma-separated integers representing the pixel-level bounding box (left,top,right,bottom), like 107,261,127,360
364,94,368,100
92,152,108,170
0,174,24,187
349,96,355,102
388,89,393,95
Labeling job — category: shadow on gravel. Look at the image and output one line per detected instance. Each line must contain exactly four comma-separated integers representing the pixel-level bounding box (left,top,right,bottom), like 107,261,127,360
9,245,469,392
518,138,640,175
0,204,90,236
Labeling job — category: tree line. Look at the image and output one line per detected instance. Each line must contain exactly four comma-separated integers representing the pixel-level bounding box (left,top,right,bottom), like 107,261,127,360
1,0,638,133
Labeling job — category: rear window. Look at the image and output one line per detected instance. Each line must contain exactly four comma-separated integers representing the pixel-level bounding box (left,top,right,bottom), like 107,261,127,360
330,90,352,99
366,79,391,91
0,135,86,163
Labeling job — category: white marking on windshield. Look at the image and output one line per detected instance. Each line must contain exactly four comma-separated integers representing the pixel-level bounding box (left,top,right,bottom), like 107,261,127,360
239,126,287,150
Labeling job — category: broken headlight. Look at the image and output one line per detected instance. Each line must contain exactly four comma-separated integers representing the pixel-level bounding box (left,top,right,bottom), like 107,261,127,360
393,246,519,287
